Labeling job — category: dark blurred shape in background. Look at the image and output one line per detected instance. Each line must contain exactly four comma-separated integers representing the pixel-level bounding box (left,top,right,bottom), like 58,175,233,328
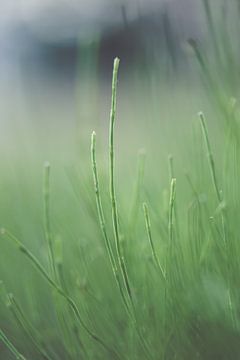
1,0,216,158
0,0,202,84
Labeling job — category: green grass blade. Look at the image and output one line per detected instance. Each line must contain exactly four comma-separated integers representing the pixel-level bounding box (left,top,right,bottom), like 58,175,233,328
108,58,154,360
168,178,176,247
0,327,26,360
6,294,54,360
143,202,165,279
199,112,222,203
43,162,57,279
202,0,221,62
91,130,130,313
109,58,132,303
198,112,237,328
1,229,120,359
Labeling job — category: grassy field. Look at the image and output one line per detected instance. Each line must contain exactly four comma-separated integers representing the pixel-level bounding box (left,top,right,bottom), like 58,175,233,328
2,1,240,359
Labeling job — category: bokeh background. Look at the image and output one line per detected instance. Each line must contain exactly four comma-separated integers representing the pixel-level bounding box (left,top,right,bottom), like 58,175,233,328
2,0,240,234
1,0,240,233
0,0,213,162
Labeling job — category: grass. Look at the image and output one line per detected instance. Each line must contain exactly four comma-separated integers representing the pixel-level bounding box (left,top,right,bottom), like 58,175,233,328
2,1,240,358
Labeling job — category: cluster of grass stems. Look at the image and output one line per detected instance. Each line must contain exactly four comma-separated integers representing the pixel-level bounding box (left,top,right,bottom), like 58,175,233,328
2,1,240,358
1,54,240,359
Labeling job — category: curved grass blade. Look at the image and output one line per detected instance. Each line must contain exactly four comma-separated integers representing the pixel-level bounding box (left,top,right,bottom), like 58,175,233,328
1,229,120,359
168,178,176,247
43,162,57,279
6,293,54,360
198,112,236,328
91,131,131,313
108,57,153,360
109,57,132,303
143,202,165,280
0,327,26,360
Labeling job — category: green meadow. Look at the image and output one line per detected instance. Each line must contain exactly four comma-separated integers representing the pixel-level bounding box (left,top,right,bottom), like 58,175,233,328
2,1,240,359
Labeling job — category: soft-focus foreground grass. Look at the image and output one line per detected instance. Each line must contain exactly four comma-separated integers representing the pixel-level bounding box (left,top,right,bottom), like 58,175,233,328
2,1,240,359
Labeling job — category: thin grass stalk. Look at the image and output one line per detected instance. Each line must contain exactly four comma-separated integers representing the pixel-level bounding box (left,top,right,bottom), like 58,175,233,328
109,58,132,302
168,178,176,249
202,0,221,62
1,229,120,359
92,136,152,360
53,236,86,358
44,165,80,357
91,131,130,313
199,112,222,203
198,112,227,244
108,58,153,360
162,178,177,354
163,178,177,335
43,162,57,279
168,155,180,238
54,236,68,293
165,178,176,296
188,40,229,124
198,112,236,328
44,164,76,357
143,202,165,279
168,154,174,181
0,327,26,360
185,172,208,262
188,39,212,83
6,294,53,360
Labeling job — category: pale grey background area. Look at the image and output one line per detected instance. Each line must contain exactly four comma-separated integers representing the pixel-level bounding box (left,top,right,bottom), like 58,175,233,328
0,0,199,41
0,0,221,155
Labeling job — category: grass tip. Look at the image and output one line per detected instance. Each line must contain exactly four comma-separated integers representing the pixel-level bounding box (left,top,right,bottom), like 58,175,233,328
188,38,197,47
91,132,96,150
6,293,13,307
138,148,146,156
170,178,177,201
142,202,147,210
114,57,120,65
91,131,96,142
0,228,6,236
7,292,13,300
44,161,50,169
